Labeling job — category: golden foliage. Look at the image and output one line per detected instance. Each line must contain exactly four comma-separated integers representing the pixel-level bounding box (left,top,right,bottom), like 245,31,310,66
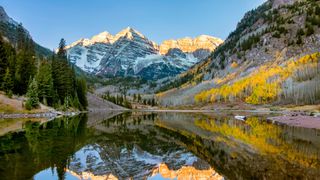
195,117,320,168
231,61,238,68
195,52,320,104
195,117,281,153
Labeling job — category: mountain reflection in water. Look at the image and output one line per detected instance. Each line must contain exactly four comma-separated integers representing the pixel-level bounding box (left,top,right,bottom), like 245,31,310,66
0,111,319,179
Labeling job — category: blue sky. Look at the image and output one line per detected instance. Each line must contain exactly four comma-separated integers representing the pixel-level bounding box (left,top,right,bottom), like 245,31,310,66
2,0,266,49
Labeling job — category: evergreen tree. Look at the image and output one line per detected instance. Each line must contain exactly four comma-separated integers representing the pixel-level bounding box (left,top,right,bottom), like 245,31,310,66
0,37,9,85
26,78,39,110
151,98,156,106
52,39,76,105
36,61,54,105
14,28,36,95
57,38,67,59
71,93,81,110
305,23,314,36
2,68,13,96
76,78,88,110
16,23,26,50
64,95,71,109
14,50,36,94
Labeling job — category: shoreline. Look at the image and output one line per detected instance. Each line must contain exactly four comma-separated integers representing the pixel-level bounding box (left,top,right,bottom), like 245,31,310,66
0,111,82,119
267,115,320,130
1,107,320,130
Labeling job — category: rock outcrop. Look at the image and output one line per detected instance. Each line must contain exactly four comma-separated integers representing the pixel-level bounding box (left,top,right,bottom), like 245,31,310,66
151,164,224,180
159,35,223,59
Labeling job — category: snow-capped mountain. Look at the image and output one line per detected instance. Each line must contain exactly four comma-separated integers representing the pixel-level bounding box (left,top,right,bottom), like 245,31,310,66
68,143,210,179
66,27,223,80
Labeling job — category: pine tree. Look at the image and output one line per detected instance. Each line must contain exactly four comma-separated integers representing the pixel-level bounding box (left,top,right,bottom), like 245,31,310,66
52,39,77,105
26,78,39,110
133,94,136,101
71,93,81,110
14,28,36,95
76,77,88,110
16,23,26,50
0,37,9,85
14,50,36,94
36,61,54,105
151,98,156,106
2,68,13,96
64,95,71,109
57,38,67,59
305,23,314,36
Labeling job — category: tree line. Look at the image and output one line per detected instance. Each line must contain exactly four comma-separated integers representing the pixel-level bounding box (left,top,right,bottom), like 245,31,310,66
0,25,87,110
102,91,132,109
133,93,157,106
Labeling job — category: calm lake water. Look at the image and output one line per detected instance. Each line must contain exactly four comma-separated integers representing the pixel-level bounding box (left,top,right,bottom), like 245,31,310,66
0,111,319,179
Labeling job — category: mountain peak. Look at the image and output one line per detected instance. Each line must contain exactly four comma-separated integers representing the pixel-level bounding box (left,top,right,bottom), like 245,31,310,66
0,6,9,22
159,35,223,54
91,31,114,43
115,27,146,41
197,35,221,40
0,6,18,26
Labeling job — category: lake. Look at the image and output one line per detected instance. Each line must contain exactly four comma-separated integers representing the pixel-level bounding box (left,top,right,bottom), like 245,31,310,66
0,111,319,179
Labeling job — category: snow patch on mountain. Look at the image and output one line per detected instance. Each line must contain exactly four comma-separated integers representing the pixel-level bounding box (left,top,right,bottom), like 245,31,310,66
134,54,165,73
71,145,103,172
67,43,110,73
66,27,223,79
132,146,163,165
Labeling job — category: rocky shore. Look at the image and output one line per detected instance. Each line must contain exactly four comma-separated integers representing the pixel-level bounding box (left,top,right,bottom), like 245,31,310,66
267,112,320,130
0,111,80,119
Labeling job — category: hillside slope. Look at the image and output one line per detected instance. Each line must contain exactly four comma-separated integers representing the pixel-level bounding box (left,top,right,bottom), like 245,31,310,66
87,93,127,111
0,6,51,57
158,0,320,106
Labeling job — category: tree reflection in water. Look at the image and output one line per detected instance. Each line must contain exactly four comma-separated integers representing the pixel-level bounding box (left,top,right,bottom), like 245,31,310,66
0,112,319,180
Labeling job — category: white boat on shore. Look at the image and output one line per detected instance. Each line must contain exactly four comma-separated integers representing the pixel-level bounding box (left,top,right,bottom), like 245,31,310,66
235,116,247,121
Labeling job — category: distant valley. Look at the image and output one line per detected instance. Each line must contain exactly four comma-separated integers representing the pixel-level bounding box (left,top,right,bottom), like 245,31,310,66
0,0,320,113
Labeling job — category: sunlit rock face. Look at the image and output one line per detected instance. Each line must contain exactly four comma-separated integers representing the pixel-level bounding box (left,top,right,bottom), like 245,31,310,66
67,164,223,180
65,143,221,179
67,170,118,180
66,28,223,80
272,0,297,8
159,35,223,58
151,164,224,180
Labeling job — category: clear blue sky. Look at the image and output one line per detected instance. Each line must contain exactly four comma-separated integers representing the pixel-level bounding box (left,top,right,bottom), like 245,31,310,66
2,0,266,50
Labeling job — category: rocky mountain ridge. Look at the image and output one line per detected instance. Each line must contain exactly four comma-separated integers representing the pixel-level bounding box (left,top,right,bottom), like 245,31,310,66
159,35,223,59
66,27,223,80
157,0,320,106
